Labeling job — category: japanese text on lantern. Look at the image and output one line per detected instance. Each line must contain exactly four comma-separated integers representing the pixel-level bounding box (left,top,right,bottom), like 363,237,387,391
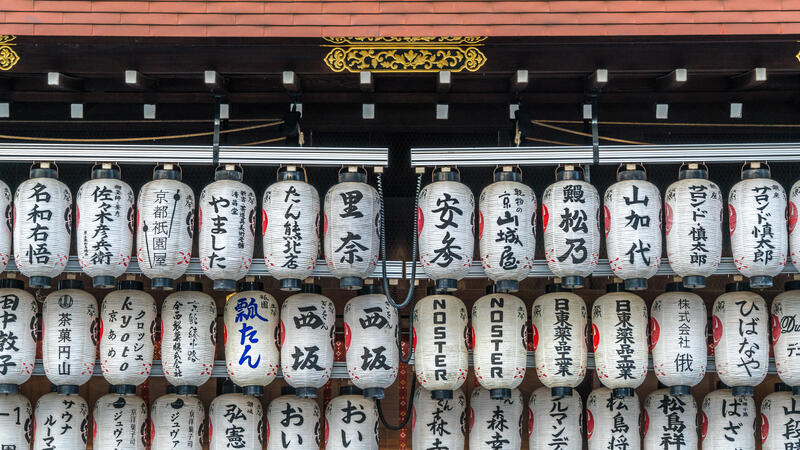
431,193,463,268
339,399,367,447
615,299,636,380
623,185,652,266
335,189,367,265
26,182,52,265
282,186,303,270
235,296,268,369
290,304,326,372
558,184,588,264
0,293,20,375
105,295,147,373
751,185,777,265
494,189,525,270
359,305,391,372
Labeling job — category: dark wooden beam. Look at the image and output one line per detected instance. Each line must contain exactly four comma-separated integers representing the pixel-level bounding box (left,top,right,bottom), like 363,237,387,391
512,70,528,93
656,68,687,90
586,69,607,92
124,70,156,90
47,72,82,91
437,71,451,94
731,68,767,90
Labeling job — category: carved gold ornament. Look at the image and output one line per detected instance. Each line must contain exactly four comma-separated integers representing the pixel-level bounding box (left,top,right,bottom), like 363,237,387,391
0,35,20,71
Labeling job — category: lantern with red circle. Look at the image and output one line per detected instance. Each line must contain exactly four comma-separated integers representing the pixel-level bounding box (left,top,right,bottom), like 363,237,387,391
151,393,205,450
0,389,31,449
587,387,640,450
412,388,466,450
643,388,698,450
701,386,756,449
93,386,147,450
266,386,320,450
761,383,797,450
209,391,263,450
468,386,523,450
528,386,582,450
0,278,37,387
34,390,89,450
772,280,800,394
324,386,378,450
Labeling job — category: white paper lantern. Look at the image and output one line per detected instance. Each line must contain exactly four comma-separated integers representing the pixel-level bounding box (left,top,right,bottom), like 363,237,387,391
0,180,13,275
209,392,263,450
160,282,217,390
265,387,321,450
412,388,466,450
587,387,640,450
99,280,156,387
643,388,698,450
151,393,205,450
469,386,523,450
418,168,475,292
324,169,380,290
224,281,279,396
262,167,320,292
324,386,378,450
280,291,335,398
591,284,649,397
413,293,469,399
760,384,799,450
701,387,755,450
136,164,195,290
604,164,662,290
42,280,98,388
729,162,788,288
532,284,588,395
771,281,800,392
528,386,582,450
651,282,708,395
471,291,527,398
0,278,37,387
789,180,800,272
14,163,72,288
0,391,32,449
93,390,147,450
76,163,135,288
542,165,601,288
712,282,768,396
34,391,89,450
343,288,398,399
478,168,536,293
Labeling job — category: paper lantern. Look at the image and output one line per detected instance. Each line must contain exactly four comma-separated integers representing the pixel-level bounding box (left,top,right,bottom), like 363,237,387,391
469,386,523,450
265,386,321,450
532,283,588,396
151,393,205,450
324,169,380,290
413,293,469,399
790,179,800,272
542,165,601,288
93,388,147,450
0,180,12,276
587,387,640,450
712,281,768,396
136,163,195,290
701,387,756,449
224,280,279,396
42,280,98,388
280,290,336,398
343,285,398,399
591,284,649,397
471,291,527,398
771,280,800,393
528,386,582,450
643,388,698,450
760,384,798,450
0,390,32,449
0,278,37,386
14,162,72,288
209,392,263,450
76,163,135,288
324,386,378,450
262,166,320,292
418,168,475,292
651,282,707,395
478,167,536,293
160,281,217,390
604,164,662,291
34,390,89,450
729,162,788,288
412,388,466,450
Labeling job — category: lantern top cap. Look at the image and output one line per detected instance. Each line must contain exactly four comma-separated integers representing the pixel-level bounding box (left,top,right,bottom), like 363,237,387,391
338,166,367,183
339,385,363,396
775,382,792,392
57,385,80,395
432,166,461,182
280,386,297,396
357,283,383,295
237,280,265,292
221,381,243,394
91,162,122,180
493,166,521,182
426,286,449,295
665,281,690,292
725,281,750,292
30,161,58,179
153,163,182,181
57,279,84,290
0,278,24,290
109,384,136,395
214,164,243,182
556,164,584,181
175,385,198,396
117,279,144,291
616,163,646,181
301,283,322,294
785,280,800,291
277,165,306,182
678,162,709,180
716,381,729,390
545,283,571,293
176,281,203,292
605,282,627,293
741,161,770,180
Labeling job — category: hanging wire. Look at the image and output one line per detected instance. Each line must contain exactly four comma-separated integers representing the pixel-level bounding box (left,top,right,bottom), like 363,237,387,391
376,376,417,431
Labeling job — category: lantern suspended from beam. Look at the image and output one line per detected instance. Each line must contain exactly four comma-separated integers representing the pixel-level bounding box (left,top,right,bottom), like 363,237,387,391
542,164,600,289
760,383,797,450
93,386,147,450
0,180,12,275
151,393,205,450
324,385,379,450
14,162,72,288
412,388,466,450
771,280,800,394
587,387,641,450
528,386,583,450
0,388,31,449
469,386,523,450
604,163,662,291
209,391,263,450
701,385,756,449
729,162,788,288
643,388,698,450
790,179,800,273
0,278,37,387
34,390,89,450
418,167,474,292
136,163,195,290
266,386,321,450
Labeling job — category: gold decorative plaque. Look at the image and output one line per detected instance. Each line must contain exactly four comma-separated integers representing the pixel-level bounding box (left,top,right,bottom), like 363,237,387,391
323,36,487,73
0,35,19,71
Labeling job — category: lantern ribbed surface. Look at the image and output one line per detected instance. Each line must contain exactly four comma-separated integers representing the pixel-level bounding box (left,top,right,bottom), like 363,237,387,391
772,287,800,388
34,392,89,450
266,394,320,450
99,288,156,387
532,290,588,391
413,294,469,395
0,393,32,449
324,392,378,450
468,386,523,450
651,290,707,392
93,393,147,450
471,292,527,394
42,288,98,387
587,387,641,450
0,181,12,274
209,393,263,450
712,289,768,391
760,389,799,450
343,293,399,395
701,389,755,450
0,286,37,386
224,289,280,392
151,393,205,450
412,388,466,450
643,388,698,450
160,289,217,388
528,386,582,450
789,180,800,272
280,293,336,395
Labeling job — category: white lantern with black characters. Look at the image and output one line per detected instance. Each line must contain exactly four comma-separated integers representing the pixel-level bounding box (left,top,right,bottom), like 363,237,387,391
209,392,263,450
412,388,466,450
760,383,798,450
136,163,195,290
14,162,72,288
532,283,588,396
93,387,147,450
528,386,583,450
0,278,37,387
643,388,698,450
324,386,378,450
542,164,601,288
587,387,640,450
478,166,536,293
151,393,205,450
771,280,800,393
469,386,523,450
789,179,800,272
76,162,135,288
0,180,12,275
701,386,755,449
34,390,89,450
604,164,662,291
324,167,380,290
266,386,321,450
418,167,474,292
262,166,320,291
224,280,279,396
0,390,32,449
729,162,788,288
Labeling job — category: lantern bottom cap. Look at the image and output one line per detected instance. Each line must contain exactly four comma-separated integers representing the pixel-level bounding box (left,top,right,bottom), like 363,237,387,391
29,276,52,289
435,279,458,292
669,385,692,396
242,385,263,397
560,276,584,289
623,278,647,291
731,386,754,397
294,387,318,398
213,279,237,292
748,275,773,289
279,278,302,292
551,387,573,397
494,280,519,293
793,386,800,396
175,385,198,396
0,384,19,394
92,275,116,289
339,277,364,290
682,276,705,289
57,385,80,395
490,388,512,400
363,387,385,399
430,389,453,400
151,277,174,290
612,388,634,398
